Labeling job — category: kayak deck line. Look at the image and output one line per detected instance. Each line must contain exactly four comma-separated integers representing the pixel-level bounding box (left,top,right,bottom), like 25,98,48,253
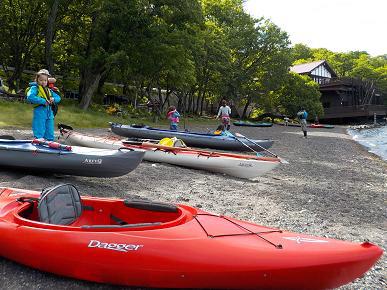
194,213,283,249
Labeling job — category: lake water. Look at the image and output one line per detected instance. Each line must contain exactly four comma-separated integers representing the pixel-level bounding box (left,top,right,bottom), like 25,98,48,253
348,125,387,161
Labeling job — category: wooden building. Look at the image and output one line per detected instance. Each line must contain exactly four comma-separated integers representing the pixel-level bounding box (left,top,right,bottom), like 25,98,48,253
290,60,386,121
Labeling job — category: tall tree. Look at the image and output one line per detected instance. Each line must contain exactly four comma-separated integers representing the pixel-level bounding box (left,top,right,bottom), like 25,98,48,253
269,72,323,118
291,43,313,62
45,0,60,74
77,0,148,109
0,0,48,90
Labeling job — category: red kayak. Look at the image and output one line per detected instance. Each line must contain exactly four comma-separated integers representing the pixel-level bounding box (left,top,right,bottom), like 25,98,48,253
0,184,382,289
309,123,335,129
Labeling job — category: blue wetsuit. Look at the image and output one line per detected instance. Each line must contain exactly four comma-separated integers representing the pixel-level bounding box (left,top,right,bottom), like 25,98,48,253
26,82,61,141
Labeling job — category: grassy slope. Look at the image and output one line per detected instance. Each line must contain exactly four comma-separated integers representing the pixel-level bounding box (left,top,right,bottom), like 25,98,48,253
0,99,218,129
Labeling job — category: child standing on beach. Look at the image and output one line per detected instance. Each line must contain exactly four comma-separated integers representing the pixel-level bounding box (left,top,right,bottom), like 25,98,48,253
284,116,289,126
167,106,180,131
216,100,231,130
26,69,61,141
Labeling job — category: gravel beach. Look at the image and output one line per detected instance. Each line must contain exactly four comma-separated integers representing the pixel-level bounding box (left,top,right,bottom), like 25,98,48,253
0,124,385,290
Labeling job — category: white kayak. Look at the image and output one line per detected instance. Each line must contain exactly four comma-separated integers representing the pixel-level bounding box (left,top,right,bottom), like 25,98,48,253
59,127,281,179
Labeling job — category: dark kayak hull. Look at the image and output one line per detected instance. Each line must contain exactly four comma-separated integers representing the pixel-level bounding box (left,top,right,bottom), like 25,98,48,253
233,121,273,127
0,139,144,177
110,123,274,152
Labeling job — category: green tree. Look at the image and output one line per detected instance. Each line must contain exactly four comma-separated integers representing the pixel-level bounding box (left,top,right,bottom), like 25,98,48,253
136,0,202,113
0,0,48,90
271,72,323,118
291,43,313,62
77,0,150,109
200,0,291,118
226,18,291,118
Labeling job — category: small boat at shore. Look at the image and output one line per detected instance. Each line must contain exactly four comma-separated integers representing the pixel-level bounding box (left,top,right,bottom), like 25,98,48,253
276,122,302,127
233,121,273,127
309,123,335,129
277,122,335,129
110,123,274,152
0,184,382,289
59,126,281,179
0,138,144,177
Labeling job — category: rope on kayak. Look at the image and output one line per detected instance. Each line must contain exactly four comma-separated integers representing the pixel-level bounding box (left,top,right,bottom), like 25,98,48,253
234,133,288,164
194,213,283,249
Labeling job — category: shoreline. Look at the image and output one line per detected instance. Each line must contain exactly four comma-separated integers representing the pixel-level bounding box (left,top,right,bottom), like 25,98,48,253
347,125,387,161
0,124,386,289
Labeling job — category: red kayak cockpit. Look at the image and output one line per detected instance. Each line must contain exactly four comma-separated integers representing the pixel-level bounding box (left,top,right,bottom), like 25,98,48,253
2,184,194,232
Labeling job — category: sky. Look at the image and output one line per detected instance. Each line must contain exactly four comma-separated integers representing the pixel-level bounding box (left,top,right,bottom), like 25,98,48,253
244,0,386,56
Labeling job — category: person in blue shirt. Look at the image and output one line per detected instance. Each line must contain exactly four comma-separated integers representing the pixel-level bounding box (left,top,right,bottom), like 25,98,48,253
26,69,61,141
297,108,308,138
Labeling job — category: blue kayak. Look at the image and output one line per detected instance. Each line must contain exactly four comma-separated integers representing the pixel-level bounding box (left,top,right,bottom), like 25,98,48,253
110,123,274,152
0,139,144,177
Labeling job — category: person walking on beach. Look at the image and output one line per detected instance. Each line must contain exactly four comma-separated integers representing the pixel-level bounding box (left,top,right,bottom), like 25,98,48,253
216,100,231,130
26,69,61,141
167,106,180,131
297,107,308,138
284,116,289,126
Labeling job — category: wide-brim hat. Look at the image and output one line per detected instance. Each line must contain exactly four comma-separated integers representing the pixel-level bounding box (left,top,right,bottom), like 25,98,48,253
36,69,50,76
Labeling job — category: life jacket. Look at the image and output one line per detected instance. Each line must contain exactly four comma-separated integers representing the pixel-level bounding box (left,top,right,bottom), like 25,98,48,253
26,85,58,116
214,130,223,135
158,137,186,148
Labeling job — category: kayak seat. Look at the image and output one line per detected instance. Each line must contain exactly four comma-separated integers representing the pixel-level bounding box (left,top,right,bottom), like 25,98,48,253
38,184,82,226
124,199,178,213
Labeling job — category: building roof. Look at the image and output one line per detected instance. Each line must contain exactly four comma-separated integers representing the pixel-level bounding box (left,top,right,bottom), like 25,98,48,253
290,60,337,77
290,60,326,74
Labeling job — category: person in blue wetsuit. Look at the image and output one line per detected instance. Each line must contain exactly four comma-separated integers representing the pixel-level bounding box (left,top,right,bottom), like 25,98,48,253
26,69,61,141
297,107,308,138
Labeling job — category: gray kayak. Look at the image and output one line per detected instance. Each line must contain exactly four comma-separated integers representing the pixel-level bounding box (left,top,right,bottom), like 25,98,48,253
0,139,144,177
110,123,274,152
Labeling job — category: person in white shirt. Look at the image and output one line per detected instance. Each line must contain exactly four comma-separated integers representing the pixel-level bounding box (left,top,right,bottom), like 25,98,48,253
216,100,231,130
284,116,289,126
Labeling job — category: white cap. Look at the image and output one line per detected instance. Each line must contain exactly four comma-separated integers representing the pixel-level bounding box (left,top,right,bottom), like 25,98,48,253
36,69,50,76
